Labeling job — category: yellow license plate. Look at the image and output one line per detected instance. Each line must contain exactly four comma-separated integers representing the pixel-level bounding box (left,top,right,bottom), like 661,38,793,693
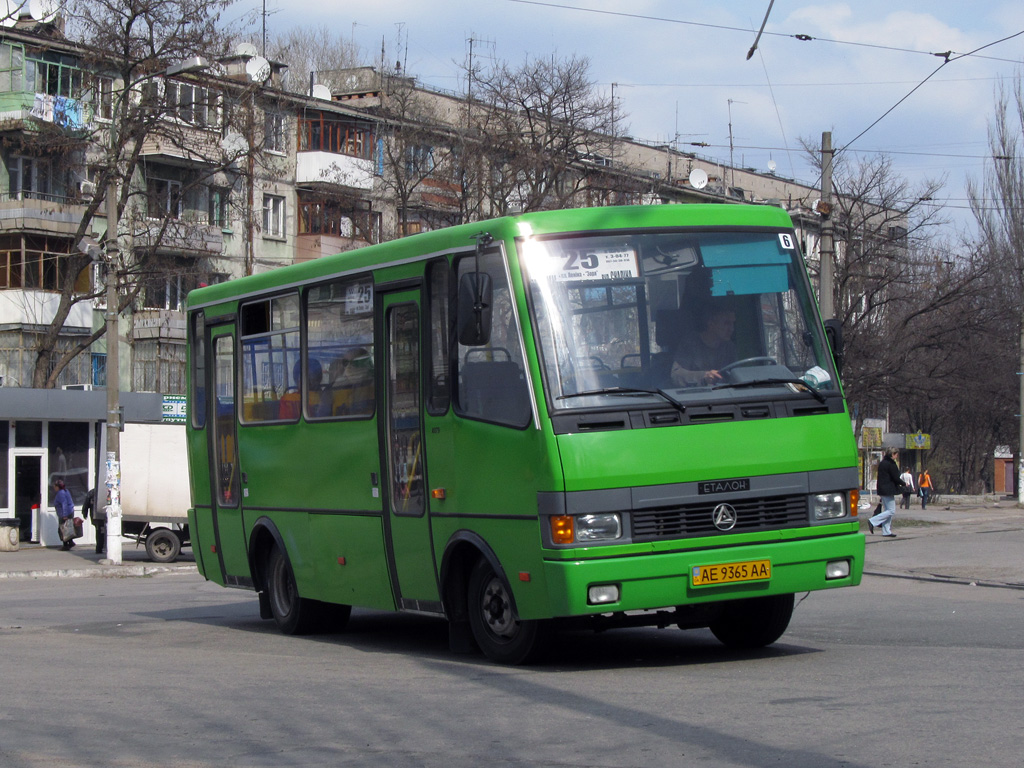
691,559,771,587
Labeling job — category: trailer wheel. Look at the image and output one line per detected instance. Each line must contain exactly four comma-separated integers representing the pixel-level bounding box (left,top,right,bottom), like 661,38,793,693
709,593,794,649
145,528,181,563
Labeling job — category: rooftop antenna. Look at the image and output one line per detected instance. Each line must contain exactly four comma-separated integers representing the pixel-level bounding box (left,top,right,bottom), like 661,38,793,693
727,98,746,188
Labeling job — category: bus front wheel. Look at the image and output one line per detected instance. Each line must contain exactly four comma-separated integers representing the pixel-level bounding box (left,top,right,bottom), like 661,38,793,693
266,546,319,635
708,593,794,649
467,558,548,665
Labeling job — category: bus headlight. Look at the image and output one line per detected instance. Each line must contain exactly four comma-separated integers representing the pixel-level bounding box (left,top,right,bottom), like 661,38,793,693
812,493,848,520
575,513,622,542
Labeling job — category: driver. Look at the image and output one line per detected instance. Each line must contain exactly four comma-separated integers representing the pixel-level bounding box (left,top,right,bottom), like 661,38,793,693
670,303,736,386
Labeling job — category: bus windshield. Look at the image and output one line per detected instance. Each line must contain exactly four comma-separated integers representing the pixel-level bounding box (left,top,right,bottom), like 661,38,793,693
519,229,838,411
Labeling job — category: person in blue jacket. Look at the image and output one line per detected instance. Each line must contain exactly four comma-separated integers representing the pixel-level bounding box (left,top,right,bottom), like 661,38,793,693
54,479,76,550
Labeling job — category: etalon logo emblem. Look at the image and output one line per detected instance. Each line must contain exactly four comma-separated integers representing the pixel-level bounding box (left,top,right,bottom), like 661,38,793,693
712,503,738,531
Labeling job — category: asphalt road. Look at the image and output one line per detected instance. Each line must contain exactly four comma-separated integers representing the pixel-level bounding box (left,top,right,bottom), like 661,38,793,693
1,569,1020,768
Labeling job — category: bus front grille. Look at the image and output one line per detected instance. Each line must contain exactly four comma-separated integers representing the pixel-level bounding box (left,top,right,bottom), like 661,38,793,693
631,494,808,541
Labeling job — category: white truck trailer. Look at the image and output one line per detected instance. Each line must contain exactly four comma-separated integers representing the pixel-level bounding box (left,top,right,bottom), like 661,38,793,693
95,422,191,562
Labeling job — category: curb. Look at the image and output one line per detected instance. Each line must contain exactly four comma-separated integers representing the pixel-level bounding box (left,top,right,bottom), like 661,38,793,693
0,564,197,580
864,569,1024,591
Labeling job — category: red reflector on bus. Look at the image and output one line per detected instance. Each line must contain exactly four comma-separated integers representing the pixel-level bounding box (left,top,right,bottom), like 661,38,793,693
519,572,531,582
338,557,346,565
210,545,217,554
432,488,446,500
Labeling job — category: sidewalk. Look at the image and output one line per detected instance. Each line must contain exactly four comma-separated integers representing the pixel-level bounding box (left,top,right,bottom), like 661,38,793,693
0,539,197,580
2,498,1022,587
862,497,1024,589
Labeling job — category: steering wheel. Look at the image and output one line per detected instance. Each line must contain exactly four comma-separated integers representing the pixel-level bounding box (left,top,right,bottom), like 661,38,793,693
586,356,610,370
718,356,777,374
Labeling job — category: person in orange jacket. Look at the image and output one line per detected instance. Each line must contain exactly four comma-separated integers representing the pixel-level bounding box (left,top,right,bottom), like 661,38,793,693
918,469,933,510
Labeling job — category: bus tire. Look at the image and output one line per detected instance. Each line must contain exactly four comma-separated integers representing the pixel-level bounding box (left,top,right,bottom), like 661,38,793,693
709,593,794,649
467,558,547,665
145,528,181,563
266,545,318,636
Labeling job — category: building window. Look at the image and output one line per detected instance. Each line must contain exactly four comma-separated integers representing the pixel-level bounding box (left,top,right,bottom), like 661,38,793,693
0,42,25,94
141,272,196,311
208,187,230,227
26,54,83,98
262,194,286,237
92,353,107,387
7,155,56,201
0,234,91,292
298,111,374,160
265,111,285,153
147,177,182,219
405,145,435,176
165,80,218,127
96,76,113,119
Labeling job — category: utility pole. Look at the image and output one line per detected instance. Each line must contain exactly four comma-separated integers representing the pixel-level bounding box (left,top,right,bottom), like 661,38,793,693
819,131,835,320
727,99,745,190
104,167,122,565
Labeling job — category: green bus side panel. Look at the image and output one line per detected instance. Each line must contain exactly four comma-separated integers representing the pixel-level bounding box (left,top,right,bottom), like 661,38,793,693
537,532,865,619
556,413,858,491
442,418,561,519
307,514,396,610
236,420,382,514
187,507,217,583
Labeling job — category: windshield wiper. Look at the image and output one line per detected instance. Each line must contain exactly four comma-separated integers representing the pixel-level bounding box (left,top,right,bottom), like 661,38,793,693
711,378,827,404
557,386,686,413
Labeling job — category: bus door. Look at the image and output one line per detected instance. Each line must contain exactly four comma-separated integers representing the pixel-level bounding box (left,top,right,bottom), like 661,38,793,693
379,289,440,609
206,325,251,586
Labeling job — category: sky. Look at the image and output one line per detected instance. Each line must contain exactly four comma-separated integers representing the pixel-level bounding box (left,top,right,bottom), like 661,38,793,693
228,0,1024,239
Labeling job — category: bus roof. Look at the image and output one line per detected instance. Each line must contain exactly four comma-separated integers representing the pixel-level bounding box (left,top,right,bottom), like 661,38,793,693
186,203,795,310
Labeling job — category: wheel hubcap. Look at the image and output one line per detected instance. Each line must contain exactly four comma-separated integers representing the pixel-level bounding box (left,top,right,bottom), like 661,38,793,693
481,577,517,638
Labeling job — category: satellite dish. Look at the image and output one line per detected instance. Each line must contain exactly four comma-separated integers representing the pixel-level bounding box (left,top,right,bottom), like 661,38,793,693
235,42,259,58
1,0,19,27
28,0,58,22
220,131,247,154
767,159,777,173
311,84,331,100
688,168,709,190
245,55,271,83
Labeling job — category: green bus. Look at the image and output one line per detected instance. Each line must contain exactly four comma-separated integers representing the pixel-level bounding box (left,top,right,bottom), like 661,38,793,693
185,204,863,664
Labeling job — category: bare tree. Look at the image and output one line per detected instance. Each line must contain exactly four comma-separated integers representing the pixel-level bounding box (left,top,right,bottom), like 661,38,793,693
461,54,621,215
265,25,362,95
373,70,463,237
26,0,243,388
968,76,1024,500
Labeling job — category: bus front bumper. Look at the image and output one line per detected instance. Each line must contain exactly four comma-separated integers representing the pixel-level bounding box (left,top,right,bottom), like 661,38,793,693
536,532,865,619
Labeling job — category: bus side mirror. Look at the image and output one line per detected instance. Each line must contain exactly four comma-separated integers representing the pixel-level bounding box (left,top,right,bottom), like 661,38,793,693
823,319,843,376
457,272,493,346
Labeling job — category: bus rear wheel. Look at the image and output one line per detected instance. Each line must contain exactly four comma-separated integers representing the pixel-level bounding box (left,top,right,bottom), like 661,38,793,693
266,546,319,635
467,558,547,665
708,593,794,649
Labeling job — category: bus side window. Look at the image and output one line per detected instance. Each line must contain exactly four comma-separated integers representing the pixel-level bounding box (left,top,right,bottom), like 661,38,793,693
239,294,300,423
306,275,375,420
190,311,206,428
454,252,531,428
426,259,451,415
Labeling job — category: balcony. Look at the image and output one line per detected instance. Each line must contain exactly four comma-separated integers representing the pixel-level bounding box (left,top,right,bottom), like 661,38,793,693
132,309,186,341
0,288,92,330
0,192,93,236
296,151,374,191
139,126,223,167
133,218,224,256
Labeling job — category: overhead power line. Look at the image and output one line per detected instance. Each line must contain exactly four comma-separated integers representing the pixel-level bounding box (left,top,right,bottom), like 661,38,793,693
504,0,1024,64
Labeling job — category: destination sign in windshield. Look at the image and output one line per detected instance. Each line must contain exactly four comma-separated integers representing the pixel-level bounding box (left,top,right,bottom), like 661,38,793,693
551,247,640,282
